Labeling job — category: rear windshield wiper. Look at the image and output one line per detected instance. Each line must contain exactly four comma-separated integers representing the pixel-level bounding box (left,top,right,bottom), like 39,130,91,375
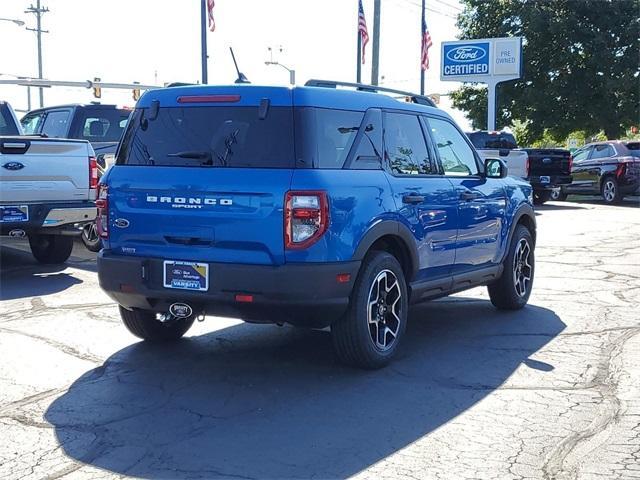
167,151,214,166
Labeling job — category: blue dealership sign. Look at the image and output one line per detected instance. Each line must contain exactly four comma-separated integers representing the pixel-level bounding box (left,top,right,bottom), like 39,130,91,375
443,42,490,78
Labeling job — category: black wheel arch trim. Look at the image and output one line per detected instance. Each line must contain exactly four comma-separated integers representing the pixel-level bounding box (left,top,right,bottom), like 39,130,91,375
352,220,419,281
504,204,536,262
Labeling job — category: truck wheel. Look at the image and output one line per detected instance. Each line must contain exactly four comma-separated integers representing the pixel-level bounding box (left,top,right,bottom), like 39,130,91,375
28,234,74,264
81,222,102,252
533,191,552,205
488,224,535,310
602,177,622,204
331,251,408,369
550,188,568,201
119,306,194,342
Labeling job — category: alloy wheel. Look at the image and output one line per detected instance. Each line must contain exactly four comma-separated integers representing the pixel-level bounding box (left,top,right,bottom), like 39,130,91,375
513,238,533,298
367,269,402,351
603,180,616,202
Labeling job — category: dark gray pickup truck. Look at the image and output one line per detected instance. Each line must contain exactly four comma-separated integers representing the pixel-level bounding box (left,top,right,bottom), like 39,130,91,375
467,131,573,205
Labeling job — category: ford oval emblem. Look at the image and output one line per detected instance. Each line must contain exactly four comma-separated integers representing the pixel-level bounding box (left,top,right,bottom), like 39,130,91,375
542,157,552,164
446,46,487,63
169,303,193,319
2,162,25,170
114,218,130,228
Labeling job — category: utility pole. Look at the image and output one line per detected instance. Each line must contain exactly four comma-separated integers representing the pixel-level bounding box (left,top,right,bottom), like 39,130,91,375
25,0,49,108
371,0,381,85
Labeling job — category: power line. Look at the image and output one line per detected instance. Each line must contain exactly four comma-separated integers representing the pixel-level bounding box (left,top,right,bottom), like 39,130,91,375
389,0,459,19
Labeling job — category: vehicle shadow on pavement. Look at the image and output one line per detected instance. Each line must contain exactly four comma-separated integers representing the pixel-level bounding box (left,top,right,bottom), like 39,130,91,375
45,299,564,479
0,243,94,300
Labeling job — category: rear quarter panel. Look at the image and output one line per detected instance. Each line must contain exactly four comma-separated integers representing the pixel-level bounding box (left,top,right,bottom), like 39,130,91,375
286,169,397,263
499,176,534,260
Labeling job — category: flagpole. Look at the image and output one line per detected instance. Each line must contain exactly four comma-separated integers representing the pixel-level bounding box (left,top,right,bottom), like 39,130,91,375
356,4,362,84
201,0,208,84
420,0,425,95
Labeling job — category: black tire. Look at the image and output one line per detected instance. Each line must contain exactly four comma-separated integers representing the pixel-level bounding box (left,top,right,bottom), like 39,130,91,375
81,222,102,252
601,177,622,204
331,251,408,369
488,224,535,310
533,190,552,206
119,306,194,342
28,234,74,264
550,189,568,201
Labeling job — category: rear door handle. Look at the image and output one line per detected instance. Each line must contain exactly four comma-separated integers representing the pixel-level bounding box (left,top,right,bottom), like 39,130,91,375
460,191,481,201
402,194,425,204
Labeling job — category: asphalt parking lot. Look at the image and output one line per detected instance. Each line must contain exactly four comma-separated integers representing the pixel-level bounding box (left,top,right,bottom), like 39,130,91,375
0,197,638,480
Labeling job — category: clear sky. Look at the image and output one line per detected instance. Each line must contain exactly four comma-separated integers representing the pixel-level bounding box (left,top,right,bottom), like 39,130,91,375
0,0,469,128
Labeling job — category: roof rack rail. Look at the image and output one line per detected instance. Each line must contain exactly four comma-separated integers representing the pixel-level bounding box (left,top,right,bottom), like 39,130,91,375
305,79,437,108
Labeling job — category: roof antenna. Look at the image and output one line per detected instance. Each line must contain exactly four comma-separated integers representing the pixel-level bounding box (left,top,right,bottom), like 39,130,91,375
230,47,250,84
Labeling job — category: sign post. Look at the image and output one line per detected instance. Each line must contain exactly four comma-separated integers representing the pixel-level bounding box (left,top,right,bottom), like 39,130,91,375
440,37,522,131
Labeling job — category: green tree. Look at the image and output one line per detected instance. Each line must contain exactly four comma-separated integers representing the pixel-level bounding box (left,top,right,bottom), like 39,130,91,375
451,0,640,142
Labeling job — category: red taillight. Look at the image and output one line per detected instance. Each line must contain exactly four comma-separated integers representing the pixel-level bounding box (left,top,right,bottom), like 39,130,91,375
525,156,530,177
176,95,241,104
284,191,329,249
235,294,254,303
568,154,573,172
96,185,109,239
89,156,98,191
615,163,627,178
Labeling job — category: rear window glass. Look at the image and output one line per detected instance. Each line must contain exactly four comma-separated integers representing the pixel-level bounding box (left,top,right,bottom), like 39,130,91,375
467,132,517,149
74,108,131,142
117,106,294,168
626,143,640,157
0,104,19,135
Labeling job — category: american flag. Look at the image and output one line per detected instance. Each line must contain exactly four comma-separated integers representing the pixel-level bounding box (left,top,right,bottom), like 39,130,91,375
421,15,433,70
358,0,369,64
207,0,215,32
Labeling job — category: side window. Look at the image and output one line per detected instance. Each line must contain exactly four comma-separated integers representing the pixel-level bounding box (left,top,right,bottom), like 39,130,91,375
428,117,479,176
41,110,71,138
348,109,383,170
572,147,591,163
21,112,44,135
591,145,613,159
384,112,434,175
314,109,363,169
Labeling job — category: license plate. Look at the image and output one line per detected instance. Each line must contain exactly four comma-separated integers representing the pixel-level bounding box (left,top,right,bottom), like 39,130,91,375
0,205,29,223
163,261,209,291
540,176,550,184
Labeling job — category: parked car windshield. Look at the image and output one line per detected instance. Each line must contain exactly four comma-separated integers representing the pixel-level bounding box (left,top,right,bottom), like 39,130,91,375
0,104,20,135
117,106,295,168
467,131,518,150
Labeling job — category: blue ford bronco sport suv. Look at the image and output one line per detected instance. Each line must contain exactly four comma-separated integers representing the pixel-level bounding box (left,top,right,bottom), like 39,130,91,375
97,80,536,369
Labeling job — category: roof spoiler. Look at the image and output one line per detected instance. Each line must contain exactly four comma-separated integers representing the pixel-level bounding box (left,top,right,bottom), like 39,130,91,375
305,79,437,108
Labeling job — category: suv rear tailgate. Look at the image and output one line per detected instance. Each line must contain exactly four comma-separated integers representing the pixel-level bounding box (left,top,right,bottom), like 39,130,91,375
104,86,296,266
0,137,92,202
105,167,293,265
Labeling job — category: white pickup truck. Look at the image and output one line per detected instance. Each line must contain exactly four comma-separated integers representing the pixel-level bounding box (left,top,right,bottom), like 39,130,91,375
0,101,97,264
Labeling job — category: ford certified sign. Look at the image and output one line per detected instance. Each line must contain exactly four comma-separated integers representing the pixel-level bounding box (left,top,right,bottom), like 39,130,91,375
443,42,490,77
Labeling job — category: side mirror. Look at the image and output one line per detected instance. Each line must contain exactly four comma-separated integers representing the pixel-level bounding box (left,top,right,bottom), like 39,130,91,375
485,158,508,179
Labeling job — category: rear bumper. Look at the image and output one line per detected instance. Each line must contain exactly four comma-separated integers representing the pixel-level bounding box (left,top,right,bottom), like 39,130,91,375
528,175,572,190
0,202,96,236
98,252,360,328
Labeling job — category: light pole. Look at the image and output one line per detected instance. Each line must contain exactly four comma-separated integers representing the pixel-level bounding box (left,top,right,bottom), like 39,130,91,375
265,46,295,85
0,18,25,26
